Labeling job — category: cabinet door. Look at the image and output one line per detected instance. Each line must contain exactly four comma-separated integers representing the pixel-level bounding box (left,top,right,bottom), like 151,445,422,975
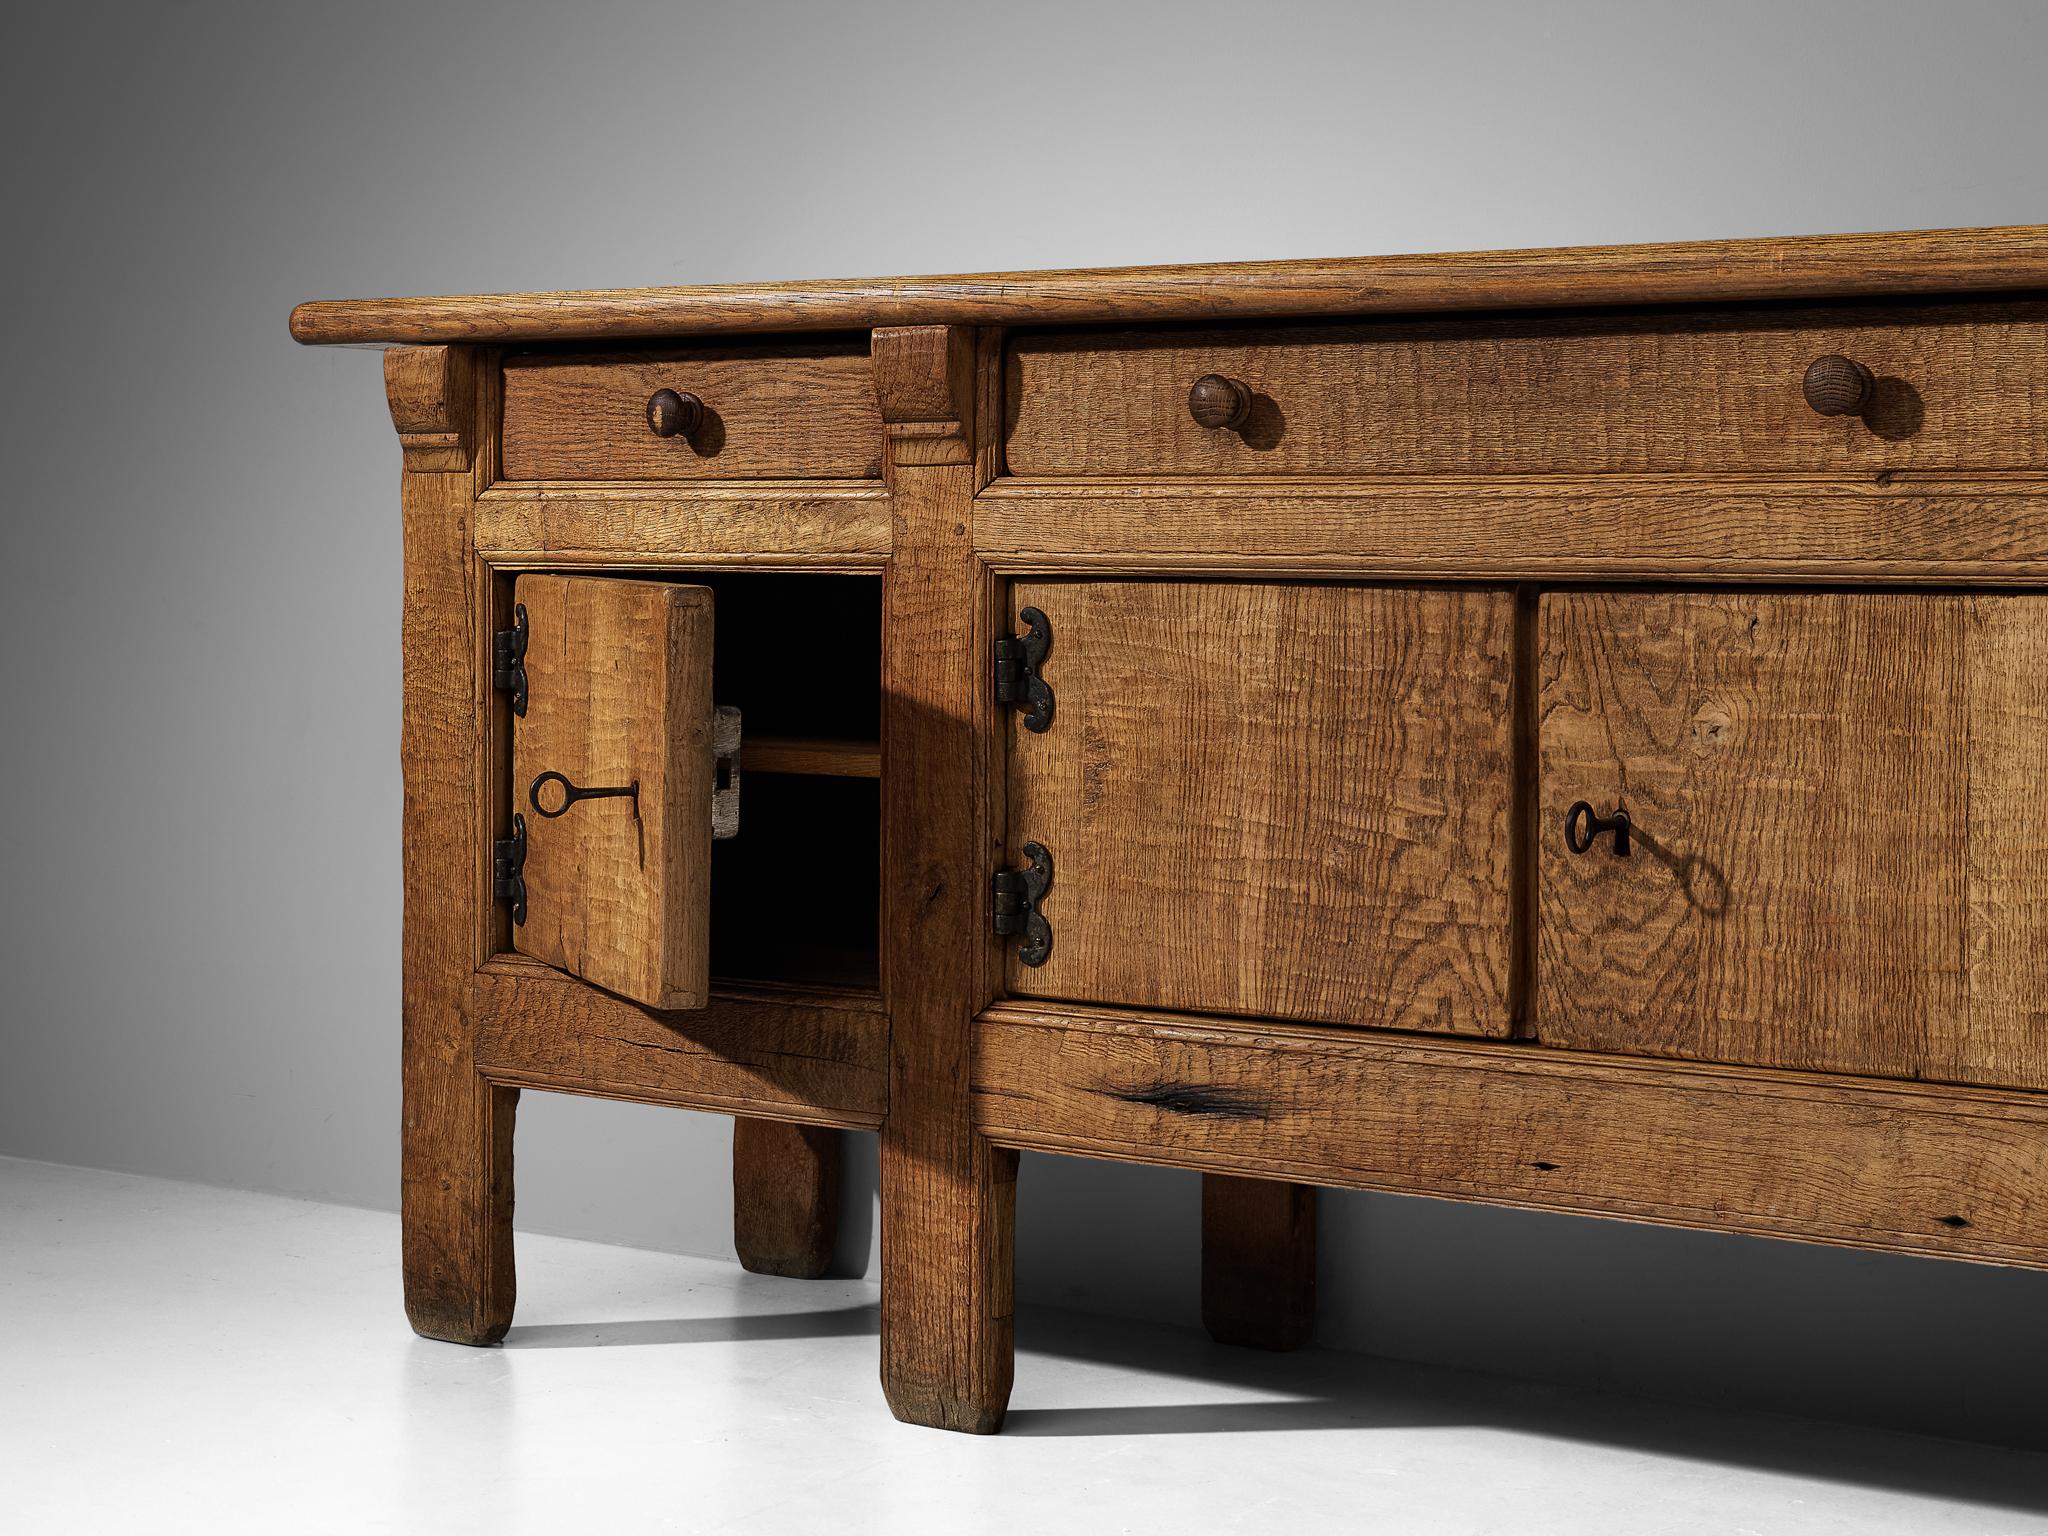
1005,581,1515,1035
1538,590,2048,1089
510,573,717,1010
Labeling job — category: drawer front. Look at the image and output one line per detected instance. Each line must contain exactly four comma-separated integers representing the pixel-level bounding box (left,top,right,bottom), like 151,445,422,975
1538,589,2048,1090
502,342,882,480
1004,303,2048,478
1005,580,1516,1035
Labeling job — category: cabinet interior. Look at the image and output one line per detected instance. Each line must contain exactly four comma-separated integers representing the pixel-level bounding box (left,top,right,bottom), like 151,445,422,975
701,572,880,991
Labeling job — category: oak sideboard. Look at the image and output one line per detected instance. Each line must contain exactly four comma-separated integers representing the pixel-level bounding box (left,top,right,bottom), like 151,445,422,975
292,225,2048,1433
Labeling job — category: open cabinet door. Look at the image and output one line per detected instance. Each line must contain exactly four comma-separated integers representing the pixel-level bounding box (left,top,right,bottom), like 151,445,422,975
510,573,721,1010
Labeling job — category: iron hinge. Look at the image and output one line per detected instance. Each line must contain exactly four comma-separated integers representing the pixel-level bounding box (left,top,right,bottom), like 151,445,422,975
493,813,527,925
493,603,529,717
993,606,1053,732
992,841,1053,966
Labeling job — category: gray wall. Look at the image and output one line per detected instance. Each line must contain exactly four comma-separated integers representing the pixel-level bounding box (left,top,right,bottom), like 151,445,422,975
4,0,2045,1450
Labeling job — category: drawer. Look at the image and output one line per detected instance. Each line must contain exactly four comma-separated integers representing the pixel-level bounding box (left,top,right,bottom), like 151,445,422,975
501,341,883,481
1003,302,2048,478
1537,589,2048,1090
1003,579,1515,1035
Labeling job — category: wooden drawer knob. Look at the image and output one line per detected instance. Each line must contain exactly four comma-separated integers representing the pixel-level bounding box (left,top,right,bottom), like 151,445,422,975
1802,355,1875,418
1188,373,1253,431
646,387,704,438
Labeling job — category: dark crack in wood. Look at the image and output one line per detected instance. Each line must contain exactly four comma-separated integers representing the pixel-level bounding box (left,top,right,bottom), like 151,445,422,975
1104,1081,1270,1120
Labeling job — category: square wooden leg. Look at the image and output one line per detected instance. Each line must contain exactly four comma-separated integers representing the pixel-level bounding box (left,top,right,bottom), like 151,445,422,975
879,1133,1017,1434
392,347,516,1347
733,1118,840,1279
401,1066,518,1345
873,325,1017,1433
1201,1174,1316,1351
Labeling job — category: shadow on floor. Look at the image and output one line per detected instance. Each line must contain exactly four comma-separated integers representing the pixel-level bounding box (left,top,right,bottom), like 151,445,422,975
500,1297,2047,1515
1006,1307,2048,1516
505,1303,878,1349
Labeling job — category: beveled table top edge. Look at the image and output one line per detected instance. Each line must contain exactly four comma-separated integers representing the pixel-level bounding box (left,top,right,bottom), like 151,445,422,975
291,224,2048,347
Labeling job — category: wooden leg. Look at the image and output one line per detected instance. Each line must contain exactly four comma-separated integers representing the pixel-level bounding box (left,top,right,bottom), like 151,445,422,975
733,1118,841,1278
401,1072,518,1345
874,325,1016,1433
1201,1174,1316,1351
392,346,517,1346
879,1133,1017,1433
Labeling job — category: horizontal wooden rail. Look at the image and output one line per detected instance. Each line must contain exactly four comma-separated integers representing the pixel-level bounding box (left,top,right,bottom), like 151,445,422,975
973,476,2048,583
475,482,889,570
973,1000,2048,1270
474,956,887,1126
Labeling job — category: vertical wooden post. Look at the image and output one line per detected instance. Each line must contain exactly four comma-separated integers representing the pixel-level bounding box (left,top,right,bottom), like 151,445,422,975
733,1119,841,1278
388,345,518,1345
1201,1175,1316,1351
874,325,1016,1433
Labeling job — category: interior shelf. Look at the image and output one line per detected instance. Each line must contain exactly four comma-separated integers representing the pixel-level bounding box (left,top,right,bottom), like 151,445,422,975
746,736,881,778
701,571,881,991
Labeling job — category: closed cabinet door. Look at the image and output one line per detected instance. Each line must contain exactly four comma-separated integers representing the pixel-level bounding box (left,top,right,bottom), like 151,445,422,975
509,573,728,1010
1004,580,1516,1036
1538,590,2048,1089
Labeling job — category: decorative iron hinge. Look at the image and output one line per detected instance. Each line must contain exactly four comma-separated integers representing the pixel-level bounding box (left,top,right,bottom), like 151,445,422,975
993,606,1053,732
493,603,529,717
493,813,527,925
992,841,1053,966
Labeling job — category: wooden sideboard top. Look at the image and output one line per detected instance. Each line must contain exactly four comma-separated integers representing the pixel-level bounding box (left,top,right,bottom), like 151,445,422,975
291,225,2048,347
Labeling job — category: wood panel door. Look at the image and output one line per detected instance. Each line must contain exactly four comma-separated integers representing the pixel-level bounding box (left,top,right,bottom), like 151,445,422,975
511,574,719,1010
1004,580,1516,1035
1538,590,2048,1090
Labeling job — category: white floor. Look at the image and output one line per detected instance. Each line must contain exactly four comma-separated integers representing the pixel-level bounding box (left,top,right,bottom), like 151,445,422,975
3,1159,2044,1535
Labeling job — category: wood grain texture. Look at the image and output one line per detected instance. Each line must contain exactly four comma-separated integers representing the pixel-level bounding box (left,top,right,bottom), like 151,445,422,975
1004,303,2048,476
874,323,977,467
391,346,517,1345
511,574,715,1010
473,959,886,1126
1964,597,2048,1091
973,478,2048,582
733,1119,841,1278
384,345,476,472
474,484,889,569
1006,581,1516,1035
745,736,881,778
973,1001,2048,1270
293,224,2048,345
875,325,1016,1434
501,344,882,480
1202,1175,1315,1350
1539,590,2048,1090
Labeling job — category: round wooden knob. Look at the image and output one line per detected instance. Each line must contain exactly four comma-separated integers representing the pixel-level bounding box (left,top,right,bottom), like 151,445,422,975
1802,355,1875,418
646,388,704,438
1188,374,1253,431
